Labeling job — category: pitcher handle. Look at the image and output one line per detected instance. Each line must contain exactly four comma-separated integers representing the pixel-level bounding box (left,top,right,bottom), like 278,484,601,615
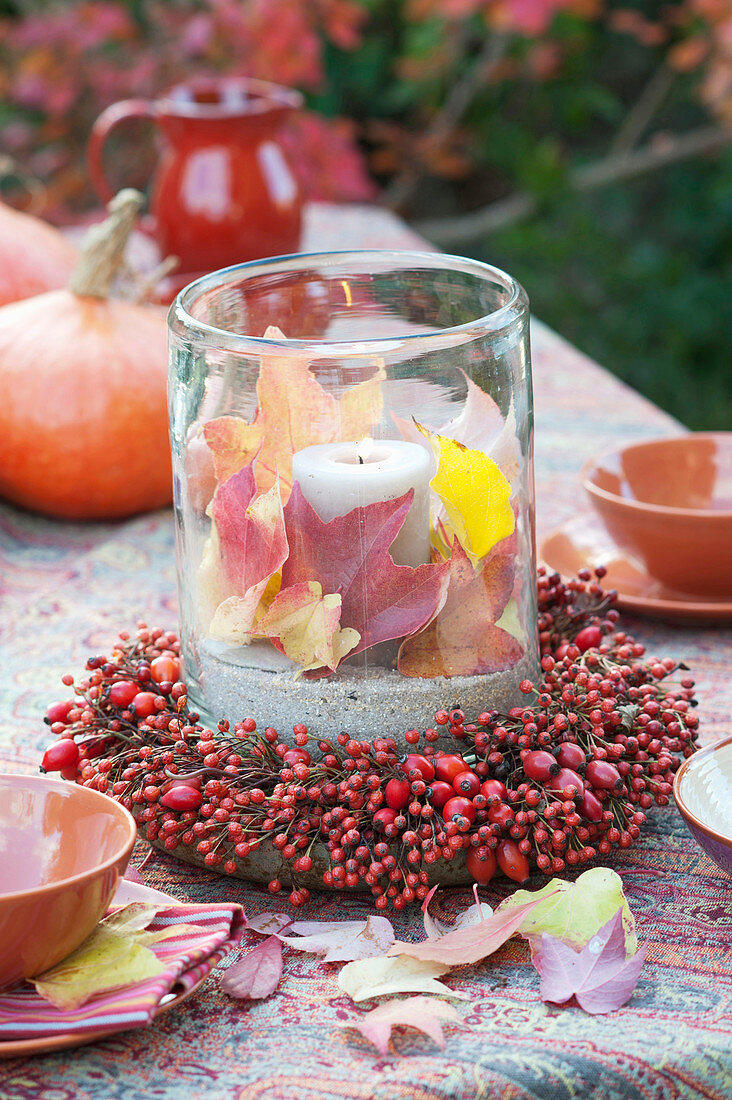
88,100,158,203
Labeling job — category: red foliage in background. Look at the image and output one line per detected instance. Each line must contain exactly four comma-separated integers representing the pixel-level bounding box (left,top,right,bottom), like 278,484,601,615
0,0,728,220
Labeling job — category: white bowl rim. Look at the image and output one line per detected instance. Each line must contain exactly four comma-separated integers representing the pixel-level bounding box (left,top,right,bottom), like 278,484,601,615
673,735,732,847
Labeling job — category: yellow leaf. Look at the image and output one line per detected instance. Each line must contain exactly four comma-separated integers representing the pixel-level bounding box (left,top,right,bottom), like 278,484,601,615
337,954,465,1003
254,580,360,672
419,425,514,564
33,903,165,1011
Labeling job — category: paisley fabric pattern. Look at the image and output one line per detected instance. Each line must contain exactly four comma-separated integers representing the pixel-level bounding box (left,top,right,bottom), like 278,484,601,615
1,204,730,1097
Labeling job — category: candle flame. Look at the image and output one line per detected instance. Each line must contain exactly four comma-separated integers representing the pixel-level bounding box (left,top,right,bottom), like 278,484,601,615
356,437,374,464
340,279,353,307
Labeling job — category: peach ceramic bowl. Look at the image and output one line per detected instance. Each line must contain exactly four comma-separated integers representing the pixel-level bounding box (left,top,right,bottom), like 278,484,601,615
673,737,732,878
0,774,136,990
582,433,732,597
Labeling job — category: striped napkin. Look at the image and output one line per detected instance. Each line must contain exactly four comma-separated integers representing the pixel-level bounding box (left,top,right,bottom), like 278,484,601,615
0,903,245,1042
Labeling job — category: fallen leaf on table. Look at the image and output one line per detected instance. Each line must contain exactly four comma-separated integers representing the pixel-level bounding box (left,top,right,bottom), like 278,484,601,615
418,425,514,564
220,935,283,1000
282,915,395,962
538,909,647,1015
388,896,542,966
283,486,450,659
123,865,145,885
246,912,293,936
344,995,464,1056
254,580,360,672
422,885,493,939
397,539,522,677
495,867,637,959
32,903,165,1010
338,954,465,1002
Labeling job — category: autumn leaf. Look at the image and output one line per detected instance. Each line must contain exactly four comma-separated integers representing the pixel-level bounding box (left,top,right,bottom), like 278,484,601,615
254,581,360,672
495,868,638,957
394,371,518,484
344,996,464,1056
387,896,546,967
281,915,395,962
422,884,493,939
537,909,647,1015
398,539,523,677
283,486,450,660
418,425,515,565
338,955,466,1002
246,912,294,936
33,903,165,1011
220,935,283,1000
206,462,288,644
203,327,384,499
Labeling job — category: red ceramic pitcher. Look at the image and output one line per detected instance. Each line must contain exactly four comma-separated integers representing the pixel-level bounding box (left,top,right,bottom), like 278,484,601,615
88,78,303,276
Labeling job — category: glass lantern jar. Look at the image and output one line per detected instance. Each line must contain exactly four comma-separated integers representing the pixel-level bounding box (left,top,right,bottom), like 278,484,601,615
168,251,537,747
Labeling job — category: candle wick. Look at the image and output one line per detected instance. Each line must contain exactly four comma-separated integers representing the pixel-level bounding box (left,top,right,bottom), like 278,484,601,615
358,455,364,465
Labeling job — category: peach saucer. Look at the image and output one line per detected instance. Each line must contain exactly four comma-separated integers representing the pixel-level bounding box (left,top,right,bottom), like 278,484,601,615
0,881,206,1061
540,514,732,623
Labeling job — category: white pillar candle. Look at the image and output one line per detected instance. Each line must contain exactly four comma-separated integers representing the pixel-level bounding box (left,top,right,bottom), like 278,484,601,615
292,439,432,567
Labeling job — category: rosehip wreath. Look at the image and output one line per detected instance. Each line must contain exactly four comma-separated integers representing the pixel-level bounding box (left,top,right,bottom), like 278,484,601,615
40,567,699,910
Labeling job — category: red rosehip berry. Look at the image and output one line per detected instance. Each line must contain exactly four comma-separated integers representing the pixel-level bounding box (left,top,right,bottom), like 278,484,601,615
487,802,515,829
496,839,530,883
384,777,411,811
579,789,604,822
547,767,585,798
427,780,454,810
130,691,158,718
556,742,586,771
150,655,181,684
585,760,622,790
373,808,398,831
45,700,74,726
481,779,508,801
522,750,559,783
442,796,477,825
574,625,602,652
433,753,467,784
466,845,497,885
109,680,139,708
283,748,311,767
160,785,203,812
41,739,80,773
452,770,481,797
400,753,435,782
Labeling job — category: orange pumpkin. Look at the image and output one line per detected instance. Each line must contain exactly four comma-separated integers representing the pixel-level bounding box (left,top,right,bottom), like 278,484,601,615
0,191,172,520
0,201,78,307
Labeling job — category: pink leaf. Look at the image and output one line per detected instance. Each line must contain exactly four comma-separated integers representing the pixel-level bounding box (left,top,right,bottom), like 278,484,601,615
282,915,395,962
422,885,493,939
388,896,545,966
398,539,523,677
123,865,145,885
207,463,288,641
246,912,293,936
345,996,463,1056
537,909,647,1015
220,935,283,1000
283,486,450,660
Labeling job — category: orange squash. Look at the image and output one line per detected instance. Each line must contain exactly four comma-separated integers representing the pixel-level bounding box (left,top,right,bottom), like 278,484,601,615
0,191,172,520
0,201,79,307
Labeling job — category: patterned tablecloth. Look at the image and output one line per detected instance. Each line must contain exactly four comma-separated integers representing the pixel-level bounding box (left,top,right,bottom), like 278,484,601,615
1,204,730,1100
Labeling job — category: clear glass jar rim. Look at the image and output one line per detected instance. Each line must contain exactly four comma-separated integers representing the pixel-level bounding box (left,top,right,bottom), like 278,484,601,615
169,249,528,358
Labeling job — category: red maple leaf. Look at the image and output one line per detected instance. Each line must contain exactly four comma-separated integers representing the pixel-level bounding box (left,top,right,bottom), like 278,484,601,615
397,538,523,677
282,486,450,659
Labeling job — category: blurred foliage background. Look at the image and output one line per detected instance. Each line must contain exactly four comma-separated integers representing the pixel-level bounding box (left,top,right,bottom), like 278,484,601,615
0,0,730,427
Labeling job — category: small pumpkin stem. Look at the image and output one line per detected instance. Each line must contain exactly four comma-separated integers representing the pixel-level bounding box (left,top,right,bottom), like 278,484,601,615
70,189,144,299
